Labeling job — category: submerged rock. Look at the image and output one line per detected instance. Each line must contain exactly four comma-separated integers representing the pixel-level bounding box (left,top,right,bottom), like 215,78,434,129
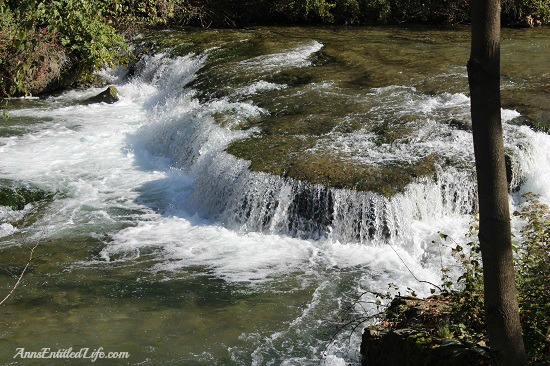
0,181,52,210
84,86,119,104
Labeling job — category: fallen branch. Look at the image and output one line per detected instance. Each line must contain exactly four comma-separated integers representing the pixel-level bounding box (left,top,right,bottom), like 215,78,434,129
0,241,39,306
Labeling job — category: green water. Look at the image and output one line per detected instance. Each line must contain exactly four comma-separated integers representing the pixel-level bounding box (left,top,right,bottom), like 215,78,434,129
1,236,331,365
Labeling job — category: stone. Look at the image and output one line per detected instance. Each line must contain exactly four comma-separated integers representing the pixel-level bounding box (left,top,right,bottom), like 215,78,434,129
524,15,535,28
84,86,119,104
360,296,492,366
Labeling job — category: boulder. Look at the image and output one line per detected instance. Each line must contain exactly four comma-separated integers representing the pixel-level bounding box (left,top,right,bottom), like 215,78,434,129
84,86,119,104
0,181,52,210
360,296,492,366
361,327,492,366
517,15,543,28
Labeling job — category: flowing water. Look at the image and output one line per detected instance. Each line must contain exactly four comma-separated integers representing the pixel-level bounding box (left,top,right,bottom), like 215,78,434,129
0,26,549,365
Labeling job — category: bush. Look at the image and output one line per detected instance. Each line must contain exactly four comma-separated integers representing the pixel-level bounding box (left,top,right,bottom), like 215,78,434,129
1,0,128,96
437,194,550,364
513,193,550,364
504,0,550,24
438,227,487,344
28,1,128,76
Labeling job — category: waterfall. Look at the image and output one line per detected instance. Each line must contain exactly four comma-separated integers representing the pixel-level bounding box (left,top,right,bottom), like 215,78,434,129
126,52,487,245
124,48,550,247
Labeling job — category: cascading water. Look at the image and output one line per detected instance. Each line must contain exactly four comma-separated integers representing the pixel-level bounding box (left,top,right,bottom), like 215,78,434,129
125,53,514,245
1,26,548,366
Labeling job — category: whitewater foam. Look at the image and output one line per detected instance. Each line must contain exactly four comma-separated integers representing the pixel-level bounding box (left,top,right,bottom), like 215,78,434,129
239,41,324,71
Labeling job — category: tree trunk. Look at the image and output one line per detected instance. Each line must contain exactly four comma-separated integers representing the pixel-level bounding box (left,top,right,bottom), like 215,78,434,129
467,0,527,365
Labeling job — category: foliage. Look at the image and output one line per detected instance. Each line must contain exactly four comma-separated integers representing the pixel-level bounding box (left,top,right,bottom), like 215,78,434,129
438,227,486,344
302,0,337,21
163,0,548,26
434,194,550,364
504,0,550,24
100,0,176,24
1,0,128,96
35,0,128,74
513,193,550,364
0,5,22,96
1,7,65,97
0,0,184,96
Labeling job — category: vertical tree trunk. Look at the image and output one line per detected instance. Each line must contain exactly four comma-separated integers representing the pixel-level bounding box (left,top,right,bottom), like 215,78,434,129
467,0,527,365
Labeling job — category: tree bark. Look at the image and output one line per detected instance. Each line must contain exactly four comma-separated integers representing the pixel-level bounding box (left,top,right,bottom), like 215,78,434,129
467,0,527,365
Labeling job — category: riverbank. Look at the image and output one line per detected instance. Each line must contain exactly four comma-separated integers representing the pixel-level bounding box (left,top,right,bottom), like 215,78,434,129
1,0,548,98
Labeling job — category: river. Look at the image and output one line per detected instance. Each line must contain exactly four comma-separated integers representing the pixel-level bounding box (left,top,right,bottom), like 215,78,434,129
0,26,549,365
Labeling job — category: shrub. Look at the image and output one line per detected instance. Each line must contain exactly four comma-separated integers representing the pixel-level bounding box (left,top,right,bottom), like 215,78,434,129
1,0,128,96
438,227,487,343
32,0,128,78
513,193,550,364
437,194,550,363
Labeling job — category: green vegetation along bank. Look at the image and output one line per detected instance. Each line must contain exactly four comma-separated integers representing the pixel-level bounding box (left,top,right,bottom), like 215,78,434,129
1,0,549,97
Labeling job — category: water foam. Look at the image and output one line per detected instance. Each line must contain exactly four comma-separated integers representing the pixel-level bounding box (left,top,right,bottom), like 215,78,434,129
239,41,324,71
0,222,18,238
233,81,288,97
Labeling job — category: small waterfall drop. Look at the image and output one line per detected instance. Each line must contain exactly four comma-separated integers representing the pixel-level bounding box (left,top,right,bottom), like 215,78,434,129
127,52,489,246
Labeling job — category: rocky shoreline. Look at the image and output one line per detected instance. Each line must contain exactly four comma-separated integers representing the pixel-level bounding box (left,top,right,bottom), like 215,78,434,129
360,296,492,366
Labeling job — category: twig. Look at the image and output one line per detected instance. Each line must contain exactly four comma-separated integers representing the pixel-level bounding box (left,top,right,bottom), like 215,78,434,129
321,310,387,361
0,241,39,306
387,241,443,291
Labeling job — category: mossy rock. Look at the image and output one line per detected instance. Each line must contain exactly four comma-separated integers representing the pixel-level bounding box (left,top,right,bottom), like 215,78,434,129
227,135,316,176
370,121,416,146
84,86,119,105
229,133,438,196
0,181,53,210
266,70,316,87
309,49,343,66
229,143,438,196
504,112,550,133
260,114,338,136
361,296,492,366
